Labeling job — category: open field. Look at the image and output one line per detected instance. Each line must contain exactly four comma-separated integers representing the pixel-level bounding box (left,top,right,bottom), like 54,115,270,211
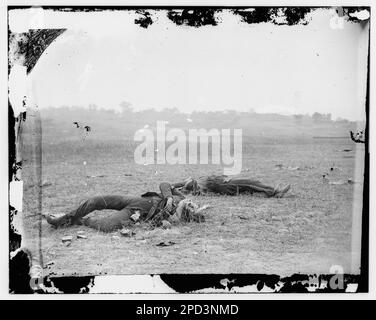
20,118,365,276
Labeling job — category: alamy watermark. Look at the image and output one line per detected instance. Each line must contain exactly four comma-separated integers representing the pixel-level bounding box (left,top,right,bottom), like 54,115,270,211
134,121,243,175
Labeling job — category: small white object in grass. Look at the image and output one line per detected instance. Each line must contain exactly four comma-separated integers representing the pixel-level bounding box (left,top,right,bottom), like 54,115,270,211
77,234,87,239
40,180,52,187
161,220,171,229
83,161,87,166
143,124,149,129
61,236,73,243
120,228,135,237
130,211,140,222
186,118,193,123
329,180,347,185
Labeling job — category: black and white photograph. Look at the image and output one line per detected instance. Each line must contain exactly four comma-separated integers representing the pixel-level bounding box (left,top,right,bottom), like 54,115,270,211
5,3,372,296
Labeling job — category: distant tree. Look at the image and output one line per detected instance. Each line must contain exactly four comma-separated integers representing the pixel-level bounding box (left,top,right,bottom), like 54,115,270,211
312,112,332,123
224,109,237,116
335,117,349,124
325,113,332,122
312,112,320,123
119,101,133,114
88,103,98,111
161,107,179,114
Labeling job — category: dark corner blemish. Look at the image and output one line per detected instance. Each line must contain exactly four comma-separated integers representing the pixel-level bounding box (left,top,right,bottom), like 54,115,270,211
8,102,16,182
9,250,33,294
159,273,361,293
49,276,94,293
167,9,220,27
8,88,24,291
229,274,281,291
9,28,66,74
283,7,313,25
343,7,370,23
359,24,370,292
232,7,276,24
8,18,68,293
159,274,284,293
25,29,67,74
160,274,228,293
232,7,314,26
135,10,154,29
9,206,22,253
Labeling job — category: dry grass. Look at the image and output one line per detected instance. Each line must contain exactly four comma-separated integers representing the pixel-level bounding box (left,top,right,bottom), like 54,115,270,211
21,135,364,276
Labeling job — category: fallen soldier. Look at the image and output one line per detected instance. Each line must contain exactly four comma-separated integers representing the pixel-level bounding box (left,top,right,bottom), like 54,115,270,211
172,175,290,197
45,182,205,232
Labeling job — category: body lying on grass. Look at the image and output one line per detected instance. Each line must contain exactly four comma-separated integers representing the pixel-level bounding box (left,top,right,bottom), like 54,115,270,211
45,182,206,232
172,174,290,197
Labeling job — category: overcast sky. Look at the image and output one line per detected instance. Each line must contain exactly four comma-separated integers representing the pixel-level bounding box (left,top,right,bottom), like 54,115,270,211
12,8,369,120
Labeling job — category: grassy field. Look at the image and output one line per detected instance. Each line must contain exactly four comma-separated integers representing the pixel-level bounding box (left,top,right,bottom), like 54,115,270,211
19,111,364,277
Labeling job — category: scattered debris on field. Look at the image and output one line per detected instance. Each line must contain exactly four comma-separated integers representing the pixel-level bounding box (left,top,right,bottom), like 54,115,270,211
156,241,176,247
120,228,135,237
61,236,73,243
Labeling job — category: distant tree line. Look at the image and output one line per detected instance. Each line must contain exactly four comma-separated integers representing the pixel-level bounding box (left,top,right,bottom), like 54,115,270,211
43,102,358,128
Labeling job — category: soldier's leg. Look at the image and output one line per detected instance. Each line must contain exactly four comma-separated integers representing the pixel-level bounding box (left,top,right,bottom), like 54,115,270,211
230,177,290,197
82,208,133,232
228,177,277,197
45,195,132,227
68,195,132,222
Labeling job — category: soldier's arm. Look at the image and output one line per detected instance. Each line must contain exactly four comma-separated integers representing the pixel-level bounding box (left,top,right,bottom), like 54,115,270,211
171,188,185,197
159,182,174,199
172,181,186,188
159,182,179,213
159,182,185,197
